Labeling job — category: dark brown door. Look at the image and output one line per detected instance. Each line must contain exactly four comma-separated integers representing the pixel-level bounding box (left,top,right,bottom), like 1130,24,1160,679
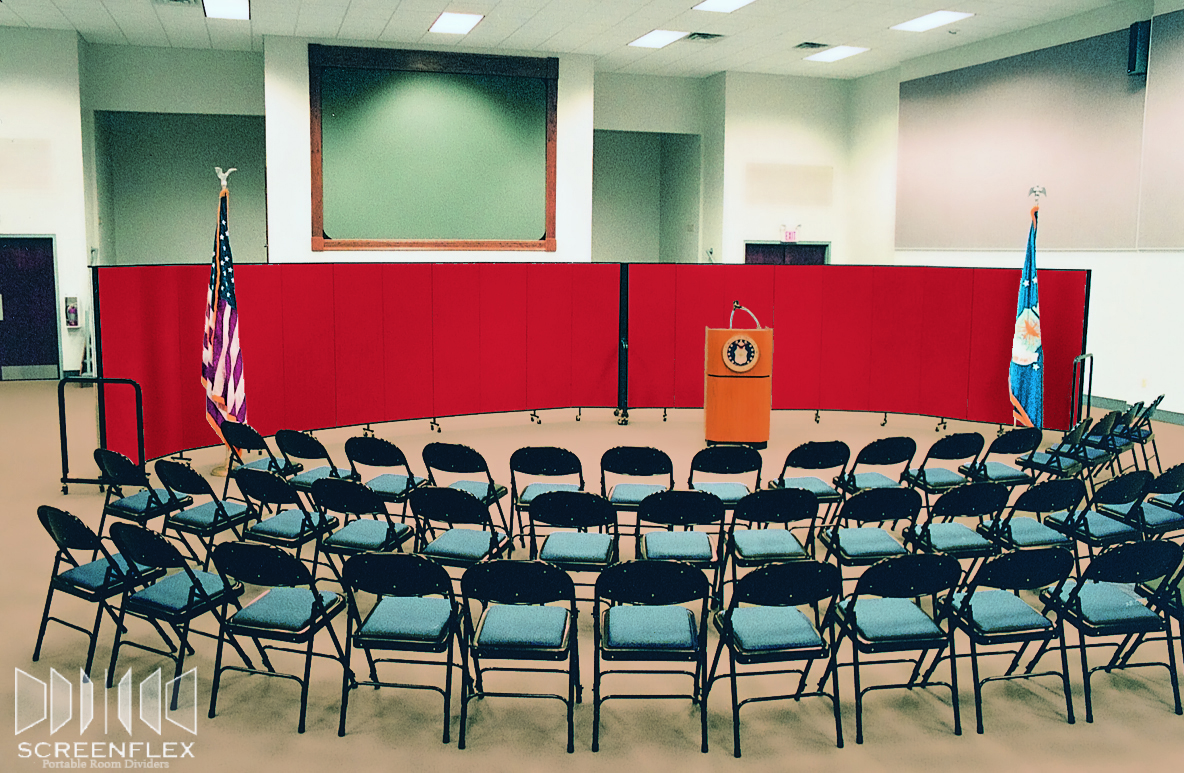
0,238,59,380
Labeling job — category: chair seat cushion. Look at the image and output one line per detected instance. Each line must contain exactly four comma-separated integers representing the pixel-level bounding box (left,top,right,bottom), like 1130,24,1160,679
728,606,822,652
170,500,249,532
1049,581,1164,629
449,480,508,503
476,604,569,649
1020,452,1082,477
539,532,614,564
422,527,505,562
324,519,411,552
1045,510,1139,544
609,483,666,506
291,466,354,490
59,553,147,594
604,605,697,650
844,597,943,642
128,570,228,616
247,510,333,541
834,527,906,561
774,475,840,501
231,586,340,631
109,488,173,516
732,529,807,561
358,596,453,643
850,472,900,491
923,523,995,556
904,468,966,490
1137,502,1184,532
1151,491,1182,509
980,517,1071,548
970,462,1032,485
518,482,580,505
238,457,282,475
642,530,713,561
365,473,426,500
691,481,750,504
953,589,1053,634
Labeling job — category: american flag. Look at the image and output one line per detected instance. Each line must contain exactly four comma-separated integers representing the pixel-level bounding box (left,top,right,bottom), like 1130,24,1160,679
202,187,247,442
1009,205,1043,428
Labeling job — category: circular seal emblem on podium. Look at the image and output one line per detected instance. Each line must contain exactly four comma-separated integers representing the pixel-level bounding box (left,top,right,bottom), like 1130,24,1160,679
723,333,760,373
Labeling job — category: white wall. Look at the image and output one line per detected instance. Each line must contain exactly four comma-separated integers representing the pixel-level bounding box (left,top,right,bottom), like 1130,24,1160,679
592,131,660,263
845,68,900,265
593,73,705,135
0,28,89,372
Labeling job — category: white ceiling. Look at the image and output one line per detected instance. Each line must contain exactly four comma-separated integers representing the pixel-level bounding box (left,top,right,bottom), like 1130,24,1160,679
0,0,1122,78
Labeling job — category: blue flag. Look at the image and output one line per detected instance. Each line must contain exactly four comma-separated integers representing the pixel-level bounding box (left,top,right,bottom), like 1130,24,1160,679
1009,206,1043,428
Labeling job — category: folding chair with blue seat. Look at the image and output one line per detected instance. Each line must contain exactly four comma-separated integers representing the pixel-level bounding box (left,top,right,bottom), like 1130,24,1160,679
343,435,426,516
422,442,511,538
722,488,819,602
208,541,347,733
1084,404,1141,474
337,552,461,740
901,483,1006,575
817,487,919,581
526,490,619,597
830,552,962,744
274,429,357,496
688,444,763,510
409,486,513,574
235,468,338,571
768,440,849,521
949,547,1076,734
1016,418,1093,489
509,446,585,547
220,420,302,500
901,432,984,513
93,448,191,541
1040,539,1184,722
592,559,711,753
834,436,916,499
155,459,251,570
106,523,250,692
1100,463,1184,539
33,505,166,676
599,446,675,541
707,560,844,756
976,478,1083,553
1046,411,1121,488
458,560,580,752
958,426,1043,489
1043,470,1149,573
636,490,727,599
311,477,414,584
1120,394,1165,474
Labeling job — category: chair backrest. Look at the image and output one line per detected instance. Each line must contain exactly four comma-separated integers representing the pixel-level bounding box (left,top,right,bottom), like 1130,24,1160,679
1149,463,1184,498
596,559,709,605
93,448,150,488
38,505,103,553
311,476,388,518
600,446,674,479
234,468,304,508
528,490,617,530
155,459,217,499
689,445,763,478
920,432,984,465
1011,478,1087,516
408,486,492,527
108,522,189,572
1131,394,1165,433
853,553,960,599
1086,411,1119,440
422,442,491,477
342,552,454,599
732,488,818,526
837,487,922,526
212,540,314,588
929,483,1009,522
730,560,841,608
344,435,411,471
638,489,725,528
510,446,584,479
853,436,916,468
220,420,269,453
1081,540,1184,586
1054,418,1093,455
968,547,1074,593
275,429,332,464
1089,470,1153,508
780,440,850,473
983,426,1043,458
461,559,575,605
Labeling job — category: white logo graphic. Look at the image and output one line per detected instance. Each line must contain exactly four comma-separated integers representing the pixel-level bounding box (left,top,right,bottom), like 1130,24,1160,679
15,668,198,736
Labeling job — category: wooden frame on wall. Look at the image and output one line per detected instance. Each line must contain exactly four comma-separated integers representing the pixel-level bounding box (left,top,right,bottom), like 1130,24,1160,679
309,44,558,252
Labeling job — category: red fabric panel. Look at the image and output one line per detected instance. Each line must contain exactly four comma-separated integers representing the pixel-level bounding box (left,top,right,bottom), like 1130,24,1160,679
381,264,434,422
569,264,619,407
867,266,924,416
967,268,1020,426
526,264,573,410
771,266,826,410
333,264,385,428
235,265,286,437
480,264,529,413
432,264,482,417
628,265,677,408
670,265,777,408
280,264,336,431
918,267,975,420
818,267,875,411
1039,269,1089,431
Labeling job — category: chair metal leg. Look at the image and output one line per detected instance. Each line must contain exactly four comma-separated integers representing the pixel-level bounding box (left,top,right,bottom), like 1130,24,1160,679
1079,632,1094,723
1057,624,1075,725
31,585,55,663
443,638,455,744
969,638,984,734
337,639,351,737
728,645,741,758
948,632,961,735
853,644,864,744
830,649,844,748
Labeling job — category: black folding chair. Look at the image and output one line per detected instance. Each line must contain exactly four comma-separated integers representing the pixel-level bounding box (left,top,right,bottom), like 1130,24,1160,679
1044,470,1148,573
901,432,984,512
1120,394,1165,474
688,444,763,509
722,488,819,603
959,426,1042,489
510,446,584,547
409,486,513,574
526,490,619,598
1100,463,1184,538
600,446,675,541
636,490,727,599
817,487,918,580
236,468,338,571
221,420,302,502
835,437,916,498
93,448,190,540
422,442,510,538
343,435,426,515
976,478,1082,552
311,477,415,584
275,428,356,495
155,459,251,570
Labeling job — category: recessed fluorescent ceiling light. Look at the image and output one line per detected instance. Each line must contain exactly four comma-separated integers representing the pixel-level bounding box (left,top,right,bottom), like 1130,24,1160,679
203,0,249,20
891,11,974,32
629,29,691,48
692,0,758,13
804,45,869,62
429,12,483,34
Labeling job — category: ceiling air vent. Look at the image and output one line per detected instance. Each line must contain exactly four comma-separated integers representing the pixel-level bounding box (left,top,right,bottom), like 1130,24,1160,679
686,32,725,41
151,0,201,6
795,41,828,49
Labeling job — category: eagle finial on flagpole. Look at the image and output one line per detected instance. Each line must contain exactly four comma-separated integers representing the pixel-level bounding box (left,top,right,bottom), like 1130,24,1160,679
1028,185,1046,202
215,167,238,190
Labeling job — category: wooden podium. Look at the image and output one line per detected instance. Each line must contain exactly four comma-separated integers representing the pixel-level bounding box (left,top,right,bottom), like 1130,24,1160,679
705,325,773,448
